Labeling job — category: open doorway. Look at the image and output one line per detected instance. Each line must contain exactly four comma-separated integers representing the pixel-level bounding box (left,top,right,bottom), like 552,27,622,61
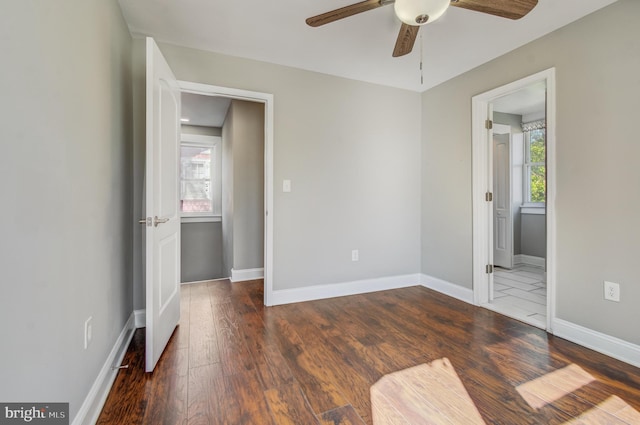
179,93,229,283
179,92,267,287
472,68,556,332
178,81,274,306
490,82,547,327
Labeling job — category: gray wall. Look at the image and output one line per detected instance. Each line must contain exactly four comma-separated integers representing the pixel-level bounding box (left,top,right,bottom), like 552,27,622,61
230,100,265,272
221,100,265,276
0,0,133,420
520,213,546,258
421,0,640,344
494,112,522,131
130,41,421,298
181,222,224,282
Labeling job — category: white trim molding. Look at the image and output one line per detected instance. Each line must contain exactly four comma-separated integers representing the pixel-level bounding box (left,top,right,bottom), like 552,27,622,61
134,309,146,329
72,313,136,425
514,254,545,268
420,274,474,304
230,267,265,283
520,206,546,215
553,318,640,369
270,274,421,306
180,216,222,223
181,277,229,285
471,67,557,332
181,133,219,144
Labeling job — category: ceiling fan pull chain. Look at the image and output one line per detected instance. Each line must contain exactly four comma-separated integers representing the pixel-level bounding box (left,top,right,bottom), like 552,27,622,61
420,32,424,85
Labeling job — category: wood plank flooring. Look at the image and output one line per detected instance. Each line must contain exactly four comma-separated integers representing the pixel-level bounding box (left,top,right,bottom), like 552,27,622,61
97,280,640,424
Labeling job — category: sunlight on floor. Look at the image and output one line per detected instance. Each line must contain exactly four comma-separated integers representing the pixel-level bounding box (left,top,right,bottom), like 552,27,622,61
515,364,640,424
562,396,640,424
371,358,485,424
516,364,595,409
372,358,640,425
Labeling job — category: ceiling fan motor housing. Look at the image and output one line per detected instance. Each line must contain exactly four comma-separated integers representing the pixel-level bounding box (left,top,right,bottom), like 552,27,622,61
394,0,450,26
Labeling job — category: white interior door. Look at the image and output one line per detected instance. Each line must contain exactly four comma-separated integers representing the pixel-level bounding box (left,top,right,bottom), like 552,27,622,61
145,37,181,372
493,125,513,269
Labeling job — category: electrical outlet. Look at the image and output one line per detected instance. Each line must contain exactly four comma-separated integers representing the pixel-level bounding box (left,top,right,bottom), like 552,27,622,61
351,249,359,262
84,316,93,349
603,281,620,302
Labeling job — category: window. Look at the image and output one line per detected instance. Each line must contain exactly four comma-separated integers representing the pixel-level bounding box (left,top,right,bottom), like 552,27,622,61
180,135,221,221
523,120,546,205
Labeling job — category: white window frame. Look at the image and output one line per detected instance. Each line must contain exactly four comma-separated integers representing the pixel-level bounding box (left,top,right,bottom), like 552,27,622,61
522,127,546,211
180,134,222,223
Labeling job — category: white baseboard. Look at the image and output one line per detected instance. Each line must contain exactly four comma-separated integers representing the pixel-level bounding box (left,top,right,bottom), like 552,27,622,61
72,313,136,425
181,277,229,285
134,309,146,329
230,267,264,283
420,274,474,304
552,318,640,369
514,254,545,268
270,274,421,306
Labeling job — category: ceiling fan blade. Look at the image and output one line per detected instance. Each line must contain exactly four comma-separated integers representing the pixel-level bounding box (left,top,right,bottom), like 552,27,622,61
392,23,419,57
306,0,387,27
450,0,538,20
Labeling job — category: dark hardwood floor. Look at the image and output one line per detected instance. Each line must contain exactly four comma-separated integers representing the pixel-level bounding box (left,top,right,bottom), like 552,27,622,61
97,280,640,424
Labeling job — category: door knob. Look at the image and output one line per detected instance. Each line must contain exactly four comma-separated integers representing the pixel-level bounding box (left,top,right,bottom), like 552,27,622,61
139,217,169,226
153,216,169,227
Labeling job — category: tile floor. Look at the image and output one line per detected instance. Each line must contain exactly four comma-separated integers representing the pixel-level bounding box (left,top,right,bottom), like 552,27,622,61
491,264,546,328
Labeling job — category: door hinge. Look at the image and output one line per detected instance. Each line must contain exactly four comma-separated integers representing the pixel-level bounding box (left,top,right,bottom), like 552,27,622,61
485,119,493,130
485,192,493,202
486,264,494,274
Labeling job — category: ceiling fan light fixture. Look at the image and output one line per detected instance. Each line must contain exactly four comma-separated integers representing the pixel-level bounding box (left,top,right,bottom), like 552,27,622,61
394,0,450,26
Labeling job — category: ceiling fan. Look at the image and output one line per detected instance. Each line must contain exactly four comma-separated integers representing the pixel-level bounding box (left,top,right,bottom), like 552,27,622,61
306,0,538,57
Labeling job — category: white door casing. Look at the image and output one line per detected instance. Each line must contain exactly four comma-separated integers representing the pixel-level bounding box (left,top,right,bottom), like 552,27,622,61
493,125,513,269
471,68,556,332
145,37,181,372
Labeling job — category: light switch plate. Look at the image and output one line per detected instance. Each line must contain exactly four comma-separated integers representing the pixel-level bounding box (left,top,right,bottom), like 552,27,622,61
283,179,291,192
352,250,359,262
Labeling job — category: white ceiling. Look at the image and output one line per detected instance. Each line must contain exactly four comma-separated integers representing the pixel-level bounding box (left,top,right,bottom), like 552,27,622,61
181,93,230,128
493,80,545,118
118,0,618,92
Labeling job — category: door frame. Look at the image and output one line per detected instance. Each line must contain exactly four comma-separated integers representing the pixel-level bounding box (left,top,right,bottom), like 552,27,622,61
471,68,556,332
178,80,275,307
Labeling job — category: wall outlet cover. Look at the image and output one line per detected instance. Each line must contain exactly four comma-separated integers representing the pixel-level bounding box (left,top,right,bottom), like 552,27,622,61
603,281,620,302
